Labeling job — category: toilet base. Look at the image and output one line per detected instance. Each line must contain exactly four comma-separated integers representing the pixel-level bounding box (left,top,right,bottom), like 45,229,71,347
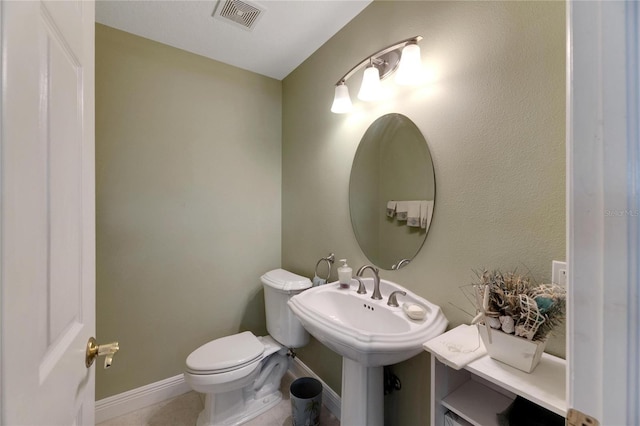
196,389,282,426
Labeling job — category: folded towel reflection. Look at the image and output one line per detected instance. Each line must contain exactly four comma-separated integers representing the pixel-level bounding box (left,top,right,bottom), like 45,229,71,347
407,201,421,227
386,201,397,217
420,200,434,229
395,201,408,221
312,275,327,287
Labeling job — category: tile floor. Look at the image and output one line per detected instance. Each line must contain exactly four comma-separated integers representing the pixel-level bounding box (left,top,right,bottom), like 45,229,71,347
96,373,340,426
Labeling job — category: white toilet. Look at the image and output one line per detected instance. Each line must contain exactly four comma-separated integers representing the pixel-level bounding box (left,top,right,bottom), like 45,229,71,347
184,269,312,426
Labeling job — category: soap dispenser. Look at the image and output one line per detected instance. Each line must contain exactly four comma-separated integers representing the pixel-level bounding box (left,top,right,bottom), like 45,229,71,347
338,259,352,289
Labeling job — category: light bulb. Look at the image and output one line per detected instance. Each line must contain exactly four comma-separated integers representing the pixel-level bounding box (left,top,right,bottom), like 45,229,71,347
395,42,422,85
330,83,353,114
358,65,381,101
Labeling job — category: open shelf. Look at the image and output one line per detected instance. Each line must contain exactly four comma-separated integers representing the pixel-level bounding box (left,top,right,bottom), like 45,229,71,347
464,353,566,417
441,379,513,426
426,325,567,425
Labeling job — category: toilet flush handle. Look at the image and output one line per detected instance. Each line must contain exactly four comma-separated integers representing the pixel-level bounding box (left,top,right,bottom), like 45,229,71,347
86,337,120,369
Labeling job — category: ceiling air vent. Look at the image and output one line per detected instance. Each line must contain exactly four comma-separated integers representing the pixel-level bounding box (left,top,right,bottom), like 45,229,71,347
213,0,265,32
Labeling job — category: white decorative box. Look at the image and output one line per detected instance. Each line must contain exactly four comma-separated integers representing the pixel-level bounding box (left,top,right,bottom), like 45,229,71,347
477,324,546,373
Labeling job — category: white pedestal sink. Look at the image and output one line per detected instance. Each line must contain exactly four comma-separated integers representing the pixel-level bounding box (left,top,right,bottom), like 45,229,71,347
288,278,448,426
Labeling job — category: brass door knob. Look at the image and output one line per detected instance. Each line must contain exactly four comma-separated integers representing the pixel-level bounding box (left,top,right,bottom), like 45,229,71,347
86,337,119,369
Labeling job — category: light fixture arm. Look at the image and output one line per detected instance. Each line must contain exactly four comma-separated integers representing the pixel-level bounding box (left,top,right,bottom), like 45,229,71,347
334,35,422,86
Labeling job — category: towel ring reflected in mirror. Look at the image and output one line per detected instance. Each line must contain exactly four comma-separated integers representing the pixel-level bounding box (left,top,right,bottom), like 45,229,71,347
349,113,435,271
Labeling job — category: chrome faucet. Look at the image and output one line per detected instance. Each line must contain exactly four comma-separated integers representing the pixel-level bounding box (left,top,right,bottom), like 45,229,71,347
391,258,411,270
356,265,382,300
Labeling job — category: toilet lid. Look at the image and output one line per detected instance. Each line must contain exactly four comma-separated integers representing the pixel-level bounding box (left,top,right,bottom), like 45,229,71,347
186,331,264,373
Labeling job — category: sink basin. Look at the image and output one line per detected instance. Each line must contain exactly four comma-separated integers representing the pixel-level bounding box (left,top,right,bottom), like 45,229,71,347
288,278,448,367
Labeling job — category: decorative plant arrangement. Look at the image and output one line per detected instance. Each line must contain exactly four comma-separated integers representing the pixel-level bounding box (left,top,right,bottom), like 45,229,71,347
470,269,566,372
471,269,566,340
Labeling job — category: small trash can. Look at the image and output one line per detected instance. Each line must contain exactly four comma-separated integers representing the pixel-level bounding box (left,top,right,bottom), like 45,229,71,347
290,377,322,426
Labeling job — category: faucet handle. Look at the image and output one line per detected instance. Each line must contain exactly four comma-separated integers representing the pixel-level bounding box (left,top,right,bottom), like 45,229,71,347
353,277,367,294
387,290,406,307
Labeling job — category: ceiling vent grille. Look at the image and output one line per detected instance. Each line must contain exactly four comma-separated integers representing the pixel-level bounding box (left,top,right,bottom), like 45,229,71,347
213,0,265,31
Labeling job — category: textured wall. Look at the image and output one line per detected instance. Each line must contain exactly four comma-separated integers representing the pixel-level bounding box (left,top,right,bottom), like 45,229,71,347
282,2,565,424
95,24,282,399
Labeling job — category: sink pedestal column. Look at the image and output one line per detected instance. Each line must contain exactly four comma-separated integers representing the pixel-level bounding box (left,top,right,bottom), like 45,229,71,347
341,358,384,426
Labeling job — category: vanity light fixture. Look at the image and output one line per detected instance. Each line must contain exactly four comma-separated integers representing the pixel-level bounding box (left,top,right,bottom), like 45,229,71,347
330,82,353,114
330,36,423,114
395,40,422,85
357,61,382,101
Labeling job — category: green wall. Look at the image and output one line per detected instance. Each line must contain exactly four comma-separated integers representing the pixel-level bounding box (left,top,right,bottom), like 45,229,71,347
95,24,282,399
281,1,565,424
96,1,566,423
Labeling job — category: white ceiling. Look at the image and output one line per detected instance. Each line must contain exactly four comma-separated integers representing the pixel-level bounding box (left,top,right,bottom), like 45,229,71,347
96,0,372,80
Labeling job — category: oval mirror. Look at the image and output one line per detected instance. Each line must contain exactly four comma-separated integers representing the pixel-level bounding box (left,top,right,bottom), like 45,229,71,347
349,113,435,270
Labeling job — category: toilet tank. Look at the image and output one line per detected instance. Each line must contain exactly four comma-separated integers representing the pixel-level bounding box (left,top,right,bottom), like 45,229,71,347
261,269,312,348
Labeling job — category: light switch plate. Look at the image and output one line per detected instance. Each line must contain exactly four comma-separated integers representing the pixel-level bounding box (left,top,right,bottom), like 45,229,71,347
552,260,567,287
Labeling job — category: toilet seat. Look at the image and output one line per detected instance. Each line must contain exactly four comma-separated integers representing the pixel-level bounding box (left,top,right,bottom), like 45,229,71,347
186,331,264,375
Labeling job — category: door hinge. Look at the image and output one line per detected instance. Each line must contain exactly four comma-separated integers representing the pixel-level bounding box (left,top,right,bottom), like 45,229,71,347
567,408,600,426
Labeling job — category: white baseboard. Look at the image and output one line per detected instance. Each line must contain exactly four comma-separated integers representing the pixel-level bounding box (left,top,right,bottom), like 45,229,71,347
95,359,341,424
288,357,341,420
95,374,190,424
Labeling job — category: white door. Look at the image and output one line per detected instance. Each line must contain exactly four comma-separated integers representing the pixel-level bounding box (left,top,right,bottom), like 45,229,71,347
1,1,97,424
567,1,639,425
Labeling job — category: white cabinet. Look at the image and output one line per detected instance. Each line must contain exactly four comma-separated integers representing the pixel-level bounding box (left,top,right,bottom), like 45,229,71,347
427,343,566,426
